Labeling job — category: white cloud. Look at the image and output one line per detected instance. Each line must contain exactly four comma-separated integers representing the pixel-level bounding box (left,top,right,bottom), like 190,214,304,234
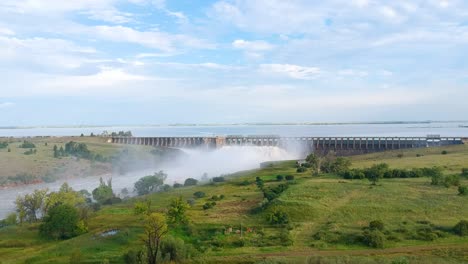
0,102,14,108
0,27,14,36
232,39,274,51
338,69,369,77
93,25,214,52
259,64,320,80
0,35,97,70
232,39,275,58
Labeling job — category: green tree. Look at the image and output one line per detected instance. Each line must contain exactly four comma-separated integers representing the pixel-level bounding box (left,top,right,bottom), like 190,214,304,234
367,163,389,185
266,208,289,225
134,171,167,196
459,186,468,196
15,189,48,223
92,178,115,204
167,197,189,224
184,178,198,186
453,220,468,236
143,213,168,264
45,183,86,214
39,204,82,239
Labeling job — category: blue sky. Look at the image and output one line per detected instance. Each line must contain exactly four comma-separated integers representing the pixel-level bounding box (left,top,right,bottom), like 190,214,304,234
0,0,467,126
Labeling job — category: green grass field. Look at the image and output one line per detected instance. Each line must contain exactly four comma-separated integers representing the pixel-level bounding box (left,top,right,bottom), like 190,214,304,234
1,144,468,263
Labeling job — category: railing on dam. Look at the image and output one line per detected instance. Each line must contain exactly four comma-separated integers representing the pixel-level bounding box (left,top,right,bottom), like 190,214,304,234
109,135,465,153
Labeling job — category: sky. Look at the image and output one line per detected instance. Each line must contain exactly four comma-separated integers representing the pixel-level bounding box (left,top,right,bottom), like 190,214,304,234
1,0,468,126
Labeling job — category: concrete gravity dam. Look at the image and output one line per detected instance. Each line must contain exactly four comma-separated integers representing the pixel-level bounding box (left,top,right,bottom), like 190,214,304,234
110,135,467,155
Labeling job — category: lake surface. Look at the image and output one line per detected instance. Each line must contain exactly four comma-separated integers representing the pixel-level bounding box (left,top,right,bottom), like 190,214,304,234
1,122,468,138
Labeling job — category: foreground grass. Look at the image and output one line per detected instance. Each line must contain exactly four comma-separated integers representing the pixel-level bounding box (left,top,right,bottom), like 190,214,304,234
1,145,468,263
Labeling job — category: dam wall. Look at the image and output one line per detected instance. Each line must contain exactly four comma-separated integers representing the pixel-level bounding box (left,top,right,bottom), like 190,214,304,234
109,135,464,155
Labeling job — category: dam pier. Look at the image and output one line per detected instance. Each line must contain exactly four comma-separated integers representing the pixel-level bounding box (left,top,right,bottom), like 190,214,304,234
110,135,465,155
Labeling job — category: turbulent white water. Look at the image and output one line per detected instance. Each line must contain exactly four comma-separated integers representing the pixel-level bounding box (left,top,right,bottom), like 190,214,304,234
0,146,298,219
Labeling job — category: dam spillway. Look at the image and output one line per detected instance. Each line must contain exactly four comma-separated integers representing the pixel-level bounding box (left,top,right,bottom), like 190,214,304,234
109,135,466,155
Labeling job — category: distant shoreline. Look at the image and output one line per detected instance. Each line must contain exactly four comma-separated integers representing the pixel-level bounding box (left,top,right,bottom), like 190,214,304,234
1,120,468,129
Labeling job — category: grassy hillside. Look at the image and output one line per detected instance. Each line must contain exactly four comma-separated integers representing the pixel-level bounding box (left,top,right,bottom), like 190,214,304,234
0,137,172,186
1,145,468,263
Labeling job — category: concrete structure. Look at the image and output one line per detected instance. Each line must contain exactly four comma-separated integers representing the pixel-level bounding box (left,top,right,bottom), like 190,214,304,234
109,135,465,155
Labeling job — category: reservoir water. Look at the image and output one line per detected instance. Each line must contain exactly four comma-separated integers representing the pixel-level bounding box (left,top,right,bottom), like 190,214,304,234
1,122,468,138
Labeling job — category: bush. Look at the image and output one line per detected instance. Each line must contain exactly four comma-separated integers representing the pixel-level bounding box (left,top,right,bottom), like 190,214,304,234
123,249,142,264
453,220,468,236
462,168,468,177
203,202,216,210
239,180,250,186
184,178,198,186
362,230,385,248
193,191,206,198
160,236,195,262
0,142,9,149
441,150,448,155
210,195,224,201
458,186,468,196
369,220,384,231
296,167,307,173
285,175,295,181
443,175,460,187
173,183,183,188
134,172,167,196
39,204,84,240
212,176,225,183
266,208,289,224
19,141,36,148
276,175,284,181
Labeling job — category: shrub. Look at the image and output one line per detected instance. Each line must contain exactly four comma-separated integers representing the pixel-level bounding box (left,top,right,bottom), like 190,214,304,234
160,236,194,262
184,178,198,186
279,228,293,246
296,167,307,173
266,208,289,224
210,195,224,201
186,198,196,207
362,230,385,248
369,220,384,231
19,141,36,148
193,191,206,198
123,250,142,264
0,142,8,149
276,175,284,181
239,180,250,186
134,171,167,195
431,173,444,185
453,220,468,236
173,183,183,188
441,150,448,155
255,177,264,189
462,168,468,177
39,204,83,240
397,153,404,158
285,175,295,181
458,186,468,196
203,202,216,210
212,176,225,183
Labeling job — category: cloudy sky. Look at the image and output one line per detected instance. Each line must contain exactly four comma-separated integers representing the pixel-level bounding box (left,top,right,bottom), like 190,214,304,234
1,0,467,126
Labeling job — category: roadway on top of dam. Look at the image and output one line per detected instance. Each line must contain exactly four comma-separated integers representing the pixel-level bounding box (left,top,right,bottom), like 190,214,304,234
110,135,466,153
